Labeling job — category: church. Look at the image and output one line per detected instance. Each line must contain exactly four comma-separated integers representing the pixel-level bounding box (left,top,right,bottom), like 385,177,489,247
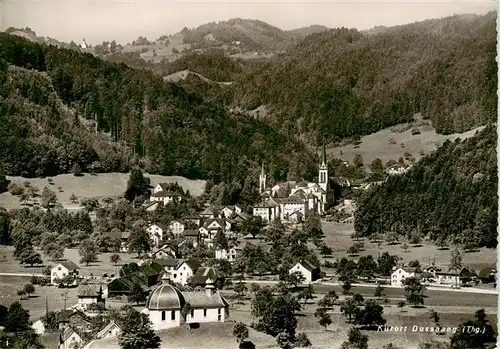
253,143,335,223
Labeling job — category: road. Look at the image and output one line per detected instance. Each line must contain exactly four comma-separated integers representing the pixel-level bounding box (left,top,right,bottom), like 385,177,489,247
0,272,44,277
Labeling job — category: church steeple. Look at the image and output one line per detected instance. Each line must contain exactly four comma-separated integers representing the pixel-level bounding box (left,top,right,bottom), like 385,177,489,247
318,137,328,191
259,162,266,194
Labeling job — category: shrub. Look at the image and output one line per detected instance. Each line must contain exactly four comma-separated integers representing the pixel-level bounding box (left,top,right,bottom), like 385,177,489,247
8,183,24,195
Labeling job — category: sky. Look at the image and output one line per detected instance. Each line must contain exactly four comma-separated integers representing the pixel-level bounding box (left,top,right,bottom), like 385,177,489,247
1,0,498,45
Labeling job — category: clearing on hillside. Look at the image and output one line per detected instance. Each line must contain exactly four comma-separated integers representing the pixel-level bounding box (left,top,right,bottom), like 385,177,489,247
328,122,486,167
0,172,206,209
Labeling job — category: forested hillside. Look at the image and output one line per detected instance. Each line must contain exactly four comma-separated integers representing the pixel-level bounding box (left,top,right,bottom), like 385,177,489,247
354,125,497,248
232,13,497,142
0,33,318,182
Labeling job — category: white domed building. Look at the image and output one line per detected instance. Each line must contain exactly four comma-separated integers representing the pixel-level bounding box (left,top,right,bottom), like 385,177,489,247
142,275,229,330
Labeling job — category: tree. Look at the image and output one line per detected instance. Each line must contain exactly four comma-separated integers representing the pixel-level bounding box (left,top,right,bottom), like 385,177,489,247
401,243,409,252
251,286,274,319
408,260,422,273
233,322,249,344
353,300,386,329
276,331,293,349
320,244,333,256
284,271,305,289
314,308,332,330
70,193,78,203
317,291,338,309
295,333,312,347
340,327,368,349
410,231,422,246
5,301,30,332
41,186,57,208
340,273,353,294
403,277,425,307
353,153,364,168
118,307,161,349
374,284,384,298
19,247,43,267
125,168,149,202
43,242,64,261
449,309,496,349
234,283,247,304
128,282,146,305
23,283,35,297
213,230,229,250
298,284,314,304
79,239,98,266
449,248,462,289
17,289,26,300
385,231,399,245
357,255,377,279
72,163,83,176
41,310,59,332
429,309,440,327
340,298,360,323
110,254,121,265
397,300,405,311
257,293,300,337
347,245,360,256
241,216,263,238
0,163,8,193
128,229,151,257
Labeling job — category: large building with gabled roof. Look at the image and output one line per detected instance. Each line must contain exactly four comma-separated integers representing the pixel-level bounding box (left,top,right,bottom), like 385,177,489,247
254,142,334,222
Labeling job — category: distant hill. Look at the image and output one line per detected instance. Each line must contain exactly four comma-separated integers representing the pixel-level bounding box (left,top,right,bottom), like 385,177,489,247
231,12,497,141
0,33,318,184
287,25,331,39
4,26,82,51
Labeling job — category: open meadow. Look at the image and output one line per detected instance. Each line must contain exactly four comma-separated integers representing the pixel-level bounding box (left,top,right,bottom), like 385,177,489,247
321,222,497,272
227,298,496,349
0,172,206,209
0,246,138,277
327,121,485,166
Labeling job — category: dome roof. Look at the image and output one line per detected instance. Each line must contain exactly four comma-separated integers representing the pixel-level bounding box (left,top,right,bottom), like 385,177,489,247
146,284,185,310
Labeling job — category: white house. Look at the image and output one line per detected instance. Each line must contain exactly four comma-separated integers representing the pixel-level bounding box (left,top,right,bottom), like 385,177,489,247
147,223,168,246
289,260,321,284
142,276,229,331
96,321,122,339
215,247,237,262
59,327,82,349
219,205,243,218
169,220,186,235
51,261,80,285
391,267,417,287
76,284,104,311
32,319,45,335
436,272,460,286
150,183,182,205
152,246,176,259
170,259,200,286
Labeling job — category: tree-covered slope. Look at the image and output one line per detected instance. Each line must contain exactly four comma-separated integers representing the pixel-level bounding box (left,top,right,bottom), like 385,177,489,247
232,12,497,142
0,33,318,182
354,125,497,248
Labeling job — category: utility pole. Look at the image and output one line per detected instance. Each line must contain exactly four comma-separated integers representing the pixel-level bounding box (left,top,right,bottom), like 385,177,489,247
60,291,68,310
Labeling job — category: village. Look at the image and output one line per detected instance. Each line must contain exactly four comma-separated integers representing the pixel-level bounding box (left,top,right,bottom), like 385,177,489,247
0,147,496,349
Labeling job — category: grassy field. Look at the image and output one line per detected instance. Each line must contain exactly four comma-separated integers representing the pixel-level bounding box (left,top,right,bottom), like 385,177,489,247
86,322,278,349
327,121,485,167
0,246,138,277
321,222,497,272
0,172,206,209
228,299,496,349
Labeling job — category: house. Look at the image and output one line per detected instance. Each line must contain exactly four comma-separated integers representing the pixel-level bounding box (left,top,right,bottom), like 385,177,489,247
183,230,201,246
96,321,122,339
219,205,243,218
199,207,217,219
152,245,176,259
107,274,150,297
170,259,201,286
229,211,249,223
391,267,417,287
289,260,321,284
120,232,130,252
58,310,93,332
51,261,80,285
190,267,221,288
150,183,182,205
435,271,460,285
59,327,82,349
477,266,496,284
142,276,229,330
76,284,104,311
146,223,169,246
168,220,186,235
215,247,237,262
183,215,203,228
